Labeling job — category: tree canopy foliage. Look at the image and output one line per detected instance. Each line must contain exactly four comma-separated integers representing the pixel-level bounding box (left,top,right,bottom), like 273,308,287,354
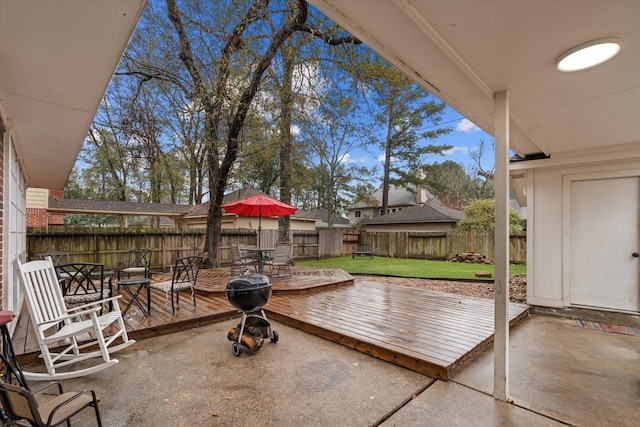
362,58,452,215
455,199,523,233
68,0,492,262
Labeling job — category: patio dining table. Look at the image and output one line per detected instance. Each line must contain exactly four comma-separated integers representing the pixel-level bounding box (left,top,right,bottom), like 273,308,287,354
243,247,274,274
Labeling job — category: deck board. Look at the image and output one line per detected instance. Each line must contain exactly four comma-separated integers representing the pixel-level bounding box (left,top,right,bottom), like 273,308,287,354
10,267,529,381
265,280,529,380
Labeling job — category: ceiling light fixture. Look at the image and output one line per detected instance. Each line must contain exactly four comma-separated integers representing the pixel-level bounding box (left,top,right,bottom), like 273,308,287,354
556,38,622,72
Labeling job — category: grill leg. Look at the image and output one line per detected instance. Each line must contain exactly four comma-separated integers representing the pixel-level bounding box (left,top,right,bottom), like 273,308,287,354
237,312,248,344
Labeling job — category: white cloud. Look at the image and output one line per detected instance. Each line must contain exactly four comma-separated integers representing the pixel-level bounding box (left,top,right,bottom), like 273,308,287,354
444,146,469,156
290,124,300,136
340,153,355,164
340,152,370,164
456,118,480,133
376,153,397,163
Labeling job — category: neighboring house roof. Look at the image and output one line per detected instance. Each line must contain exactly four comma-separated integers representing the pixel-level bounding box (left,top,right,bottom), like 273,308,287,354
309,209,350,228
362,201,464,225
129,216,176,227
48,197,192,217
47,188,317,222
185,188,316,221
350,185,435,209
185,188,269,218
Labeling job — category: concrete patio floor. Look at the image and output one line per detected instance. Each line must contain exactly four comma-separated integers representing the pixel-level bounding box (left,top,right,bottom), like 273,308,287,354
21,313,640,426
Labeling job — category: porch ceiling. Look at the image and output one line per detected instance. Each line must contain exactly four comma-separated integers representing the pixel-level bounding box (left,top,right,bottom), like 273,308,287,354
0,0,147,189
308,0,640,158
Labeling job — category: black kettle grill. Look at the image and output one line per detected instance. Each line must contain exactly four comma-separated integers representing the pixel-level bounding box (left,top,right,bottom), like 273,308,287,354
225,274,279,356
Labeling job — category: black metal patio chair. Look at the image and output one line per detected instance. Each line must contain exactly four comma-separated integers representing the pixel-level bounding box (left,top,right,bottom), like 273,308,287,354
117,249,152,281
149,256,203,315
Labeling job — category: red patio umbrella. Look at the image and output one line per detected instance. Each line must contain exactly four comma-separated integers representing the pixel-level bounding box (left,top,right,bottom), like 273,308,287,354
221,194,297,248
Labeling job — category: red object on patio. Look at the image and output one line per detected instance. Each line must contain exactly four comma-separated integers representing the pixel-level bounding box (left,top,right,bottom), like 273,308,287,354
221,194,297,247
221,194,297,217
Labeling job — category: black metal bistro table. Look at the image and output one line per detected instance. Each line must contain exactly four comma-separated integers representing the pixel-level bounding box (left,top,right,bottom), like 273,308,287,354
117,277,151,316
244,248,274,274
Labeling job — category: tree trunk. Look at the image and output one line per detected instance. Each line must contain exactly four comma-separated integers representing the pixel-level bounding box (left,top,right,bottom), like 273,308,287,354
382,101,394,216
278,36,294,242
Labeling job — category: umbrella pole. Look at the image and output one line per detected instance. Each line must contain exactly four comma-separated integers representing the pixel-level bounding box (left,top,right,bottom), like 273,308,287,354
258,206,262,249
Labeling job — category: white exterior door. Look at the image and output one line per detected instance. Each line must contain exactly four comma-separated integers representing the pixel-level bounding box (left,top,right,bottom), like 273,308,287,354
570,177,639,312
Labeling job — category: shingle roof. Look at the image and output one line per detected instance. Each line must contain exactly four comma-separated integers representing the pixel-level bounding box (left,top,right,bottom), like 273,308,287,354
183,188,268,218
362,201,464,224
48,197,192,216
309,209,350,227
48,188,317,222
350,185,435,209
185,189,316,220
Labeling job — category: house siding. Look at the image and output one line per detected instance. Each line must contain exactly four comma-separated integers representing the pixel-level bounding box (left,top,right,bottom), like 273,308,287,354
525,153,640,311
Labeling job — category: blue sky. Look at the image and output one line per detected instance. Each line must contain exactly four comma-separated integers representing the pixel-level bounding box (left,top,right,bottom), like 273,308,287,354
340,105,495,183
436,107,495,172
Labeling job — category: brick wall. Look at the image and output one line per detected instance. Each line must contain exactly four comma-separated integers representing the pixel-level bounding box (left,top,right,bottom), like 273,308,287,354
27,208,48,227
26,189,65,227
48,212,64,227
48,189,64,226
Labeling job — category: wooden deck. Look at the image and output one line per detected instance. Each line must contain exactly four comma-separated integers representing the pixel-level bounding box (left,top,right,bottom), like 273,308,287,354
11,266,355,363
267,279,529,380
11,267,529,380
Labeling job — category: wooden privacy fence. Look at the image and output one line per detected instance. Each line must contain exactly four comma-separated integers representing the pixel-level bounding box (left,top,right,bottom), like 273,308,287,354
27,229,207,271
360,230,526,263
27,228,328,269
27,228,527,267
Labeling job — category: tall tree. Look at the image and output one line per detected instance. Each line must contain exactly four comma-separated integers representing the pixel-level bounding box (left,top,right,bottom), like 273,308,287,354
165,0,313,265
422,161,475,210
161,84,207,204
298,90,374,226
270,1,362,239
365,58,452,215
469,138,496,200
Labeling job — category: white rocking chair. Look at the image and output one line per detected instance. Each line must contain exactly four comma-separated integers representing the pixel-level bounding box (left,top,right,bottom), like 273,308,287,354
15,258,135,381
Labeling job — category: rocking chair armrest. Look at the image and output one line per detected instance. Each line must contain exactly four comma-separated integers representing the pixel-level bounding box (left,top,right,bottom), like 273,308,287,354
65,295,122,314
37,307,102,328
37,295,123,327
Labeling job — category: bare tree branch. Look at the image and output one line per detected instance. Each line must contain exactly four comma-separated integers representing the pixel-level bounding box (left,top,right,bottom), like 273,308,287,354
293,23,361,45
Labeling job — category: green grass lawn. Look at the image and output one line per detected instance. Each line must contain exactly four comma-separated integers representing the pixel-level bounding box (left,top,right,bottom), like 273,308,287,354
296,256,526,280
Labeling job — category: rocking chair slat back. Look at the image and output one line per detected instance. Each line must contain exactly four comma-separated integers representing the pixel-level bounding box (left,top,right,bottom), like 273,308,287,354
19,258,67,326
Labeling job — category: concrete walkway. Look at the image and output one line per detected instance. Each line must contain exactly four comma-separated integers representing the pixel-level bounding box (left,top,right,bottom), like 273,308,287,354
23,313,640,426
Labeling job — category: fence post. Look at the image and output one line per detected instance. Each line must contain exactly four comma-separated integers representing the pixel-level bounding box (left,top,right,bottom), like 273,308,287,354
94,234,99,263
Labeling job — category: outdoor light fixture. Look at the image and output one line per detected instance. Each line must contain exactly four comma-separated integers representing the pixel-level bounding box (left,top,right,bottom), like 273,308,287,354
556,38,622,72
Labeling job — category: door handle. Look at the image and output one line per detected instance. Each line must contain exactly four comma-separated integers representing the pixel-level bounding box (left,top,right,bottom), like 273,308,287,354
633,252,639,258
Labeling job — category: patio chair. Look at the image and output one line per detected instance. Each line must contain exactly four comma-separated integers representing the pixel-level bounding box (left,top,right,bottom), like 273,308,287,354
149,256,202,315
230,242,257,276
35,251,70,266
265,243,292,278
15,258,135,381
117,248,152,281
55,263,113,313
0,381,102,427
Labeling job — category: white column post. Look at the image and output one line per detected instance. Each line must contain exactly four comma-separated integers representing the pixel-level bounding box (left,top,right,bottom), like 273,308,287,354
493,90,510,401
